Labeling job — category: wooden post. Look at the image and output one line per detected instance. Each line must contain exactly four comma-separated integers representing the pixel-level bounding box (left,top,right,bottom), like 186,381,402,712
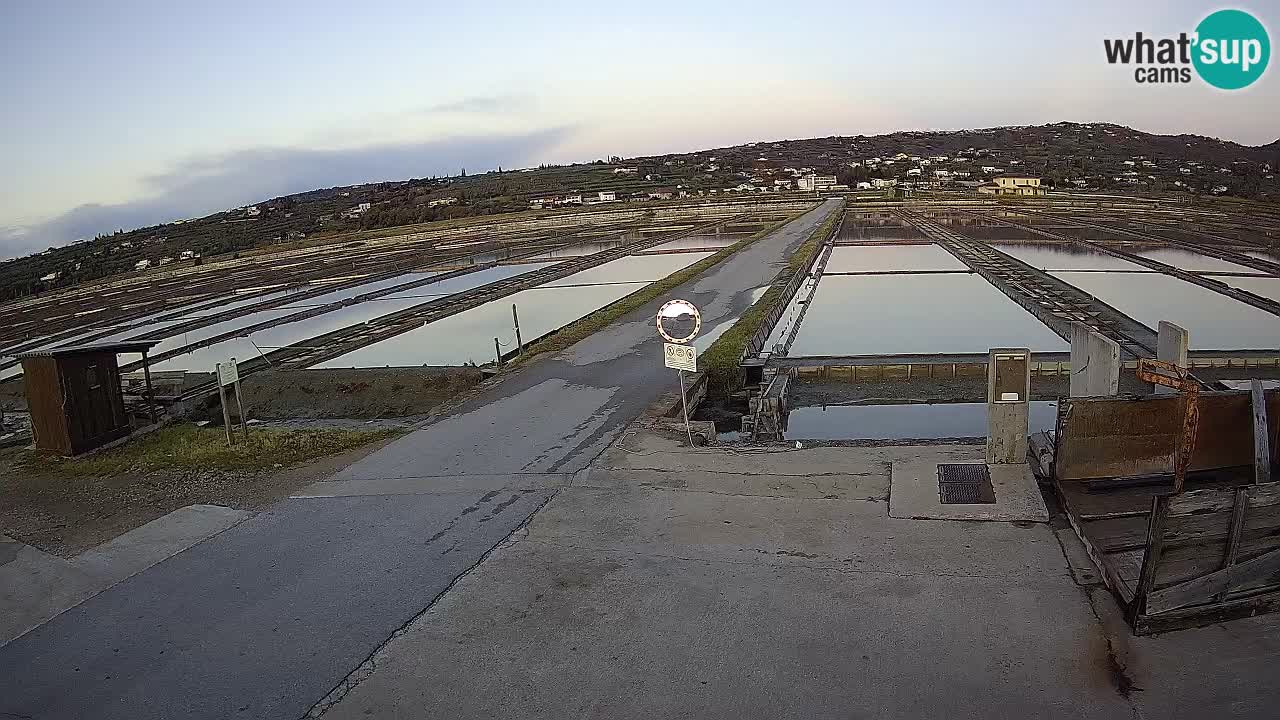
1131,495,1170,624
494,337,502,366
216,362,232,447
512,303,523,356
141,349,157,425
1252,378,1271,485
1214,487,1250,602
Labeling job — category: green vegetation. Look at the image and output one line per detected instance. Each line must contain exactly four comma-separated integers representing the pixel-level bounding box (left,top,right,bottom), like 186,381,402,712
26,423,399,477
512,213,803,363
699,209,841,393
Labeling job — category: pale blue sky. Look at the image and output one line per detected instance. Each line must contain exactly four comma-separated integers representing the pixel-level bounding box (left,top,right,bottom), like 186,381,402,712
2,1,1276,256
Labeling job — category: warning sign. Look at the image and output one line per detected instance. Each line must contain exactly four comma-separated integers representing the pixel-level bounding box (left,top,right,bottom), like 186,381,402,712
663,342,697,372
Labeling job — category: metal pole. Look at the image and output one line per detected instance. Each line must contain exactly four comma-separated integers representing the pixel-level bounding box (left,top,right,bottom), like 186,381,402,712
216,363,232,446
230,358,247,441
495,337,502,365
234,379,248,442
141,349,157,425
512,303,523,355
678,369,694,446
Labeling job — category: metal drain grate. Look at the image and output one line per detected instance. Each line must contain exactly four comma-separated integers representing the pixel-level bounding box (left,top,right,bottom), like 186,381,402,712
938,464,996,504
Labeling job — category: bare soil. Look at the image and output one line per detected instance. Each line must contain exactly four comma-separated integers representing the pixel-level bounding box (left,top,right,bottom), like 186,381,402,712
0,431,402,558
237,366,485,419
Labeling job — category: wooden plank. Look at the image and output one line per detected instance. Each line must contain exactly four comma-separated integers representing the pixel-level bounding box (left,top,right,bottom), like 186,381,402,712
1138,587,1280,635
1254,379,1272,485
1167,482,1280,517
1094,501,1280,553
1154,534,1280,589
1105,549,1146,586
1054,478,1136,605
1130,495,1170,623
1216,487,1250,602
1146,545,1280,614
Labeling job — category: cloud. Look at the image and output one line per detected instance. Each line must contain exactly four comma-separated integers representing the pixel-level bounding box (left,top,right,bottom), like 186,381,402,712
421,94,537,114
0,126,574,259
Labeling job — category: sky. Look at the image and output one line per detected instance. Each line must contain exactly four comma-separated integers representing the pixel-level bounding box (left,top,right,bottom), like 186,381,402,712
2,0,1277,258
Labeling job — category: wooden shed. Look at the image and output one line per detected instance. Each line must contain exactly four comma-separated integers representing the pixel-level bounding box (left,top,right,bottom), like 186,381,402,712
15,341,160,456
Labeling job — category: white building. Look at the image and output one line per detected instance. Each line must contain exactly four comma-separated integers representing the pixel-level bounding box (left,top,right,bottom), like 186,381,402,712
135,259,152,271
597,190,617,202
797,174,837,191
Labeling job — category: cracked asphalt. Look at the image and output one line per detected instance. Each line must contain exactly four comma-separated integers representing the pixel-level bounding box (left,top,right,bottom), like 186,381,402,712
0,200,841,720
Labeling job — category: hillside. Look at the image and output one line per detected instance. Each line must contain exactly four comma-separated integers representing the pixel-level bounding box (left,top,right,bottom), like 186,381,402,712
2,122,1277,303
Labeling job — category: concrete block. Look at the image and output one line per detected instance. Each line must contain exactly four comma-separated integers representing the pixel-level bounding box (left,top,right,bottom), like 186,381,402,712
1069,323,1120,397
988,348,1030,464
987,402,1029,464
1156,321,1190,395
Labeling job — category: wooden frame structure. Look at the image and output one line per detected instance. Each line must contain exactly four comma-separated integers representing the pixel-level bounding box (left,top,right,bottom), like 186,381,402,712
15,341,160,456
1053,384,1280,634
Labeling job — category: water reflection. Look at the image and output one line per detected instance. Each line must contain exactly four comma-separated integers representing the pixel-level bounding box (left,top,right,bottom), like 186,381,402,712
1134,248,1259,274
784,401,1058,440
825,244,967,273
1210,276,1280,303
313,282,649,367
314,252,713,368
989,243,1143,271
1052,271,1280,350
789,274,1067,356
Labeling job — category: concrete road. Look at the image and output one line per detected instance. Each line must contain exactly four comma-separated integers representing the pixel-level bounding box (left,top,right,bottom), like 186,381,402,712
317,431,1280,720
0,199,841,720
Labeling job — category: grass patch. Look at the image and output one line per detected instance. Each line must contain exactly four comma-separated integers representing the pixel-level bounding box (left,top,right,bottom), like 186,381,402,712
699,208,842,391
24,423,400,477
510,211,805,364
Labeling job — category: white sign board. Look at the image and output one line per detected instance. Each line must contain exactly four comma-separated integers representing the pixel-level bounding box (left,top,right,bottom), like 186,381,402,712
664,342,697,372
216,358,239,388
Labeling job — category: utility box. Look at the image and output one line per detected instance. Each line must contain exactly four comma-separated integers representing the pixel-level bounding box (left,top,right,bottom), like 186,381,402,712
987,348,1031,465
15,341,159,456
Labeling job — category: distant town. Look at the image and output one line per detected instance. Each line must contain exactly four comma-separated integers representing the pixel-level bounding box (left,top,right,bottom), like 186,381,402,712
3,121,1277,302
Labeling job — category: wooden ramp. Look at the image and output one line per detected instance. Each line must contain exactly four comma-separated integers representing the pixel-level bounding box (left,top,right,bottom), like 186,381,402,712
1053,387,1280,634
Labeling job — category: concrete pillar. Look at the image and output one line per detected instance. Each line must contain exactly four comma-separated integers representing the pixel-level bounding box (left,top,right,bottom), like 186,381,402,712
1155,321,1190,395
987,348,1031,465
1069,322,1120,397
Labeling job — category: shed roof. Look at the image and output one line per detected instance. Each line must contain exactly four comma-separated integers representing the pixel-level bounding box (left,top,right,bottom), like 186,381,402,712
15,340,161,360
